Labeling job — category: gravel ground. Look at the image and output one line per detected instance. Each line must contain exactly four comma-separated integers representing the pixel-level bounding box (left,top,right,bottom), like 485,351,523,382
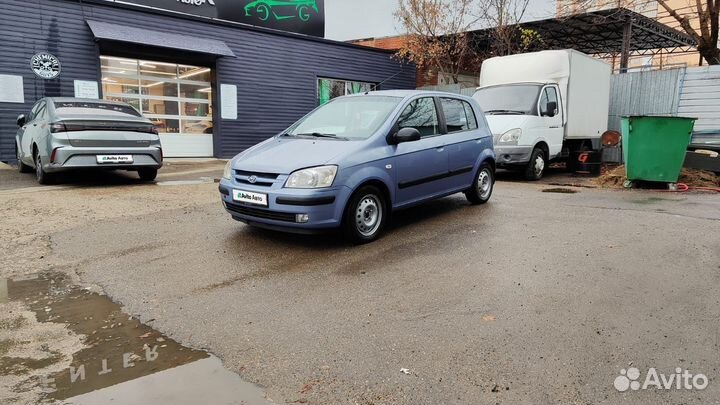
1,164,720,404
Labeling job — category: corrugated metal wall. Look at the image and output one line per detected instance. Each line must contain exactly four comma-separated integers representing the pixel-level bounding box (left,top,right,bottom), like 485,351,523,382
678,65,720,132
0,0,416,161
607,68,684,131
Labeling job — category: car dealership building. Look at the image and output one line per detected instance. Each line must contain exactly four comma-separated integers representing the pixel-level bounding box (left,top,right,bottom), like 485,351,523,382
0,0,415,161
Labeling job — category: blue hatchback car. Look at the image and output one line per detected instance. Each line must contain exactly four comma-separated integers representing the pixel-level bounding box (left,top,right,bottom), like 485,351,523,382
219,90,496,243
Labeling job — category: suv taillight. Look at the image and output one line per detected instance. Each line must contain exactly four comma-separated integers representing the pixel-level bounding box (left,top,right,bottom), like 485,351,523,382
50,122,67,133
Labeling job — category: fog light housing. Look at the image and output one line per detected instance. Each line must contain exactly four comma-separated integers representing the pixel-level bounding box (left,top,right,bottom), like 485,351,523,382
296,214,310,223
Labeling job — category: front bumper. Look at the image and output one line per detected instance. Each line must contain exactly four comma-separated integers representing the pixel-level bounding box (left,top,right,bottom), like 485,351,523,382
44,146,163,173
494,145,533,166
218,177,353,233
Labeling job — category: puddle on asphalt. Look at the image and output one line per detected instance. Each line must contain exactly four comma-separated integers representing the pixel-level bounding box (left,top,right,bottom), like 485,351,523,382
542,187,579,194
0,272,274,405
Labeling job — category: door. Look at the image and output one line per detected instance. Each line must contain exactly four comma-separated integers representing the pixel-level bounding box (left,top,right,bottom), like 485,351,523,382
392,97,449,206
538,85,564,158
440,97,483,189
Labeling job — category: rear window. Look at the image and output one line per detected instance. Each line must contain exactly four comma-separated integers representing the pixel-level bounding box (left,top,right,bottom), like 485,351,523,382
54,102,141,117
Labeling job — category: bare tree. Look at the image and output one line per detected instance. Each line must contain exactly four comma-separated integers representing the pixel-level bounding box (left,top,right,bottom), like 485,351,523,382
476,0,538,56
395,0,482,84
558,0,719,65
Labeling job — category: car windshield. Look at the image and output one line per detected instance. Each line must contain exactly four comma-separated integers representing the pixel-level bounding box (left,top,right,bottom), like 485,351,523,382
54,102,142,117
472,84,542,115
286,96,402,140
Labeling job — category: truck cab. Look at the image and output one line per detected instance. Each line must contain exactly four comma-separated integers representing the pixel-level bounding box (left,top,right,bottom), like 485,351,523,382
472,50,611,180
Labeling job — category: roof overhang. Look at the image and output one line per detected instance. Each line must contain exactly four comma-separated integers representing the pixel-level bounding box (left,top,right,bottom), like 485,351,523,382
86,20,236,57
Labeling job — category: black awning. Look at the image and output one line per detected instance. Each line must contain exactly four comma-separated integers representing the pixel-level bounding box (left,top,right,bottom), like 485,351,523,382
86,20,235,57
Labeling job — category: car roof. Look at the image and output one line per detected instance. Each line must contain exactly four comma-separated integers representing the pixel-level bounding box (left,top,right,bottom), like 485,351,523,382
346,90,476,101
47,97,130,105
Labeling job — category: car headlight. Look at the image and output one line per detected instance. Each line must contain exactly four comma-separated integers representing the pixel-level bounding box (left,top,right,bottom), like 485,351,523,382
498,128,522,144
285,165,338,189
222,160,233,180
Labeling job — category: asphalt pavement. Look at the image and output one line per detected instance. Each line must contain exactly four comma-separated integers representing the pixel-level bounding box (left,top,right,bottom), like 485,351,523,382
1,162,719,404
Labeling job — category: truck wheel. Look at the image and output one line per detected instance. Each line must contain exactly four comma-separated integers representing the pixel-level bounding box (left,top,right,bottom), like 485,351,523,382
342,185,387,244
16,143,31,173
465,163,494,204
524,148,546,180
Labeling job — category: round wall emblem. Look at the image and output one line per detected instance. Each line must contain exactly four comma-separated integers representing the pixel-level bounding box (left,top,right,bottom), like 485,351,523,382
31,52,61,79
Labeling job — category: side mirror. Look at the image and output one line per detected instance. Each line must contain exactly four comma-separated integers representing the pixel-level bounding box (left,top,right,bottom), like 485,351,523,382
16,114,26,128
392,127,421,144
542,101,557,118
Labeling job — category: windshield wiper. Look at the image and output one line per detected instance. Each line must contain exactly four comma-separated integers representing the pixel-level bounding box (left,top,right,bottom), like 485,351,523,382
485,109,526,115
295,132,348,140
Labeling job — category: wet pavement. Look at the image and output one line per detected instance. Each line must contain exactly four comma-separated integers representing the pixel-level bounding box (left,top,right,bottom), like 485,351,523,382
0,273,272,405
1,161,720,404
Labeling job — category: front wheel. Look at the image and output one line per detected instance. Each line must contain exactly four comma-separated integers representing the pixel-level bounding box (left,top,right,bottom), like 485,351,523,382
465,163,494,204
16,143,31,173
138,168,158,182
342,185,387,244
524,147,546,180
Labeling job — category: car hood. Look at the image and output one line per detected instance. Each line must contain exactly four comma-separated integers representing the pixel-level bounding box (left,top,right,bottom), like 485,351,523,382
485,115,531,136
232,136,363,174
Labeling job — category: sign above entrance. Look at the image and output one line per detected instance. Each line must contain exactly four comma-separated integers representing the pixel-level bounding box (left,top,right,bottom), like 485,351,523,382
109,0,325,37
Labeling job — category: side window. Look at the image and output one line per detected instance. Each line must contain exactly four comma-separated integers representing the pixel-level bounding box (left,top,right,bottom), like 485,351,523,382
539,87,559,117
397,97,439,137
440,98,469,133
35,102,48,120
29,101,43,121
463,102,478,130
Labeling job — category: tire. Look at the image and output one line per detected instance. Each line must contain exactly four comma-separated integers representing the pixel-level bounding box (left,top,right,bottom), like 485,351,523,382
465,163,494,205
524,147,546,181
138,168,158,182
35,152,51,185
16,143,31,173
342,185,387,244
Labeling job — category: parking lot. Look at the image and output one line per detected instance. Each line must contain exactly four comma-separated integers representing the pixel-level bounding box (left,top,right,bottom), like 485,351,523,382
2,161,720,404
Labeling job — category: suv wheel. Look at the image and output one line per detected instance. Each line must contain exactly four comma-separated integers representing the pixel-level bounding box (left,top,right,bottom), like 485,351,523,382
342,185,387,244
465,163,494,204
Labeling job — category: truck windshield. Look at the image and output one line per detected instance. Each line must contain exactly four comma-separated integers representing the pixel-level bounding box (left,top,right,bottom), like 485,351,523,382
473,84,542,115
286,96,402,140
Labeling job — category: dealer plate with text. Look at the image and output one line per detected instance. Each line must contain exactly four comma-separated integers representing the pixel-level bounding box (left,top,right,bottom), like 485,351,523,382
233,189,268,207
96,155,133,164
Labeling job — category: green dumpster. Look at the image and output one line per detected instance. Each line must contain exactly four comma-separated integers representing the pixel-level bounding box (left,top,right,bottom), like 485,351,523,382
621,116,696,183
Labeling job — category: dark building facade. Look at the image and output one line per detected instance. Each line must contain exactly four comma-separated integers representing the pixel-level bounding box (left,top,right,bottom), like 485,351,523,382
0,0,415,161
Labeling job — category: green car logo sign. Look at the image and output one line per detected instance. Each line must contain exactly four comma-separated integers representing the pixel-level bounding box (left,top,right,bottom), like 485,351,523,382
243,0,319,22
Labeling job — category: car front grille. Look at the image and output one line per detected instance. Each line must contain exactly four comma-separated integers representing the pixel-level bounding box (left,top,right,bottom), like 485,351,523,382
225,202,296,223
234,170,280,187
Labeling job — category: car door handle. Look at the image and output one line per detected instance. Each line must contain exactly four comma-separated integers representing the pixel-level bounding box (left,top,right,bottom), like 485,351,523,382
549,126,560,128
436,147,445,152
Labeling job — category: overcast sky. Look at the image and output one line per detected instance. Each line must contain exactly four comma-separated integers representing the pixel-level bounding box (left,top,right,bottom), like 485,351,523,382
325,0,556,41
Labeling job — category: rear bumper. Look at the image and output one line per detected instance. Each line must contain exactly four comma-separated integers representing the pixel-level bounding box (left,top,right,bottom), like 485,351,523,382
44,146,163,172
494,145,533,165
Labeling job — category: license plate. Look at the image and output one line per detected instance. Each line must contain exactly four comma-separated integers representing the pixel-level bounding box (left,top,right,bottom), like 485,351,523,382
96,155,133,164
232,189,268,207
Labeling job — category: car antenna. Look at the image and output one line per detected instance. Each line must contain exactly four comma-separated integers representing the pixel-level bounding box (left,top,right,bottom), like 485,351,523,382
366,66,405,95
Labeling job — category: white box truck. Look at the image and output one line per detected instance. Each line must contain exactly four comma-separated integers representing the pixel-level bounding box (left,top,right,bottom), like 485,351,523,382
472,49,611,179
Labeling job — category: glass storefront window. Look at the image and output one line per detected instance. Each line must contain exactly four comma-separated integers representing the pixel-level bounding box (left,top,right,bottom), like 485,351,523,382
317,78,376,105
100,56,213,136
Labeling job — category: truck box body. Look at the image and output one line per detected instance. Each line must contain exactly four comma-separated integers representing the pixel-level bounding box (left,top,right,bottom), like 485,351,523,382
479,50,611,141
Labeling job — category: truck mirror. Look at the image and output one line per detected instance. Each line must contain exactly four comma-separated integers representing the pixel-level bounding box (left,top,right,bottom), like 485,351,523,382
543,101,557,118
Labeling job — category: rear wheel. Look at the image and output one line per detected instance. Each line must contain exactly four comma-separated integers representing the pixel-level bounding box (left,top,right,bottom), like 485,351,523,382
35,152,51,185
16,143,31,173
465,163,494,204
524,147,546,180
138,168,158,182
342,185,387,244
